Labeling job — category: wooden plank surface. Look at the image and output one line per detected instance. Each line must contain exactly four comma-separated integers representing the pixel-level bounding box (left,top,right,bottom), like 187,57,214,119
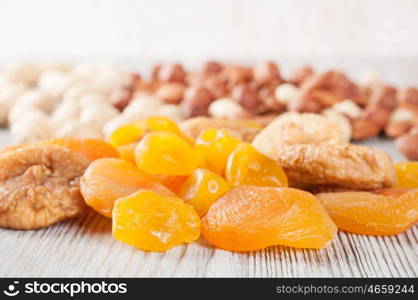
0,131,417,277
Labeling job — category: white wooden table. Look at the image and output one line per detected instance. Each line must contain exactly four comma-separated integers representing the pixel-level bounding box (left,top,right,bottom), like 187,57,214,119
0,131,417,277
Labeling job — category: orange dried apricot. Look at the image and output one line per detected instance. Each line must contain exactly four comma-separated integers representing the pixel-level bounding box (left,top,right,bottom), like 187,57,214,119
117,142,137,164
316,189,418,235
202,186,337,251
195,128,241,175
135,132,198,176
112,190,200,252
146,116,193,144
39,138,119,162
80,158,173,217
395,162,418,188
225,143,288,187
179,168,231,217
107,121,146,147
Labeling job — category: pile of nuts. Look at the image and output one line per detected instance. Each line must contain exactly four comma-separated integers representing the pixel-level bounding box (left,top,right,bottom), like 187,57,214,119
1,61,417,160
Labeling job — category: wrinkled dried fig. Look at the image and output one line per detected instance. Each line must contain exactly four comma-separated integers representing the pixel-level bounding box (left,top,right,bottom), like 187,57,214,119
0,145,89,229
270,143,396,189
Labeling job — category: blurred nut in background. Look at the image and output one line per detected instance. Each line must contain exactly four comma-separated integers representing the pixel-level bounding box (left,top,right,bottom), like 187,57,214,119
208,97,248,119
158,63,186,83
180,86,214,118
253,61,282,86
231,83,260,109
156,82,186,104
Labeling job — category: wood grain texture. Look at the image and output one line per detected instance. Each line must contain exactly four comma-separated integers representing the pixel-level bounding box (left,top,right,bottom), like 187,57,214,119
0,133,417,277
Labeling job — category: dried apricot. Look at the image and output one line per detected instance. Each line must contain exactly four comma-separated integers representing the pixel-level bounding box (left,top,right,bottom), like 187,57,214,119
316,189,418,235
225,143,288,187
201,186,337,251
135,132,198,175
195,128,241,175
107,120,146,147
395,162,418,188
117,142,137,164
112,190,200,252
39,138,119,162
154,174,188,195
0,145,89,229
80,158,173,218
179,168,231,217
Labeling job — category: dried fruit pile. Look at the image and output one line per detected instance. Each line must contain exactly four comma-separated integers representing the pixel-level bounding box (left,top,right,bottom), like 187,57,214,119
0,116,417,253
1,61,418,160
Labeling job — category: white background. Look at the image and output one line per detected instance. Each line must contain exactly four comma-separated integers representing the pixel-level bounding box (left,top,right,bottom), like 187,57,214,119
0,0,417,85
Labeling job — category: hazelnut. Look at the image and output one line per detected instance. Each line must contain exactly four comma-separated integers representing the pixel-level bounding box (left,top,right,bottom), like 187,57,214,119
275,83,300,105
180,86,214,118
158,64,186,83
203,77,229,99
398,87,418,107
358,70,380,88
208,98,247,119
253,61,281,86
202,61,223,74
369,85,397,110
351,119,381,140
288,91,323,113
287,66,314,86
396,132,418,160
363,108,391,127
385,120,413,138
258,85,285,113
222,65,253,85
231,83,260,109
151,64,162,81
155,82,186,104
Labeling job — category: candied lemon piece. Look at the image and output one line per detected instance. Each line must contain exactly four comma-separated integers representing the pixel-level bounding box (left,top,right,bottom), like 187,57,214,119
195,128,241,175
395,162,418,188
112,190,200,252
107,121,147,147
135,132,198,175
179,168,231,217
225,143,288,187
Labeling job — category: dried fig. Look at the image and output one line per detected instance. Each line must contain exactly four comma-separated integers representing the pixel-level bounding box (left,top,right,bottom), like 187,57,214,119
253,143,396,189
0,145,89,229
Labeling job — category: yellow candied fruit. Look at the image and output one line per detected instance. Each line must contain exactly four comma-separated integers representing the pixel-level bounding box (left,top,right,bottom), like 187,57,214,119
179,168,231,217
395,162,418,188
225,143,288,187
107,121,147,147
135,131,198,176
195,128,241,175
112,190,200,252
